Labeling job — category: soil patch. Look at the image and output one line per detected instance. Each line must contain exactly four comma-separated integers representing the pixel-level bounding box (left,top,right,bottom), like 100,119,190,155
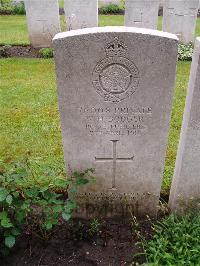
0,45,40,58
0,218,154,266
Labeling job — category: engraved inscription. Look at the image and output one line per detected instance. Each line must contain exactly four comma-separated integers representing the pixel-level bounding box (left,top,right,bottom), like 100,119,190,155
80,106,153,136
95,140,134,189
92,37,139,103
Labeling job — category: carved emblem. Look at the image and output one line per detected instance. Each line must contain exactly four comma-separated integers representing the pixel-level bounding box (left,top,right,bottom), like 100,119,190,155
92,37,139,103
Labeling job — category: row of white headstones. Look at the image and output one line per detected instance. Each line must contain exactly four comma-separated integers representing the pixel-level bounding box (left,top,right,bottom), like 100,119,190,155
25,0,200,218
24,0,200,48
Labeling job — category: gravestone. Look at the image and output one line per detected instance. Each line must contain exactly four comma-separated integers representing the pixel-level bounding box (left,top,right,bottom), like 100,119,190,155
53,27,178,218
64,0,98,30
163,0,199,43
169,38,200,213
125,0,160,29
24,0,61,48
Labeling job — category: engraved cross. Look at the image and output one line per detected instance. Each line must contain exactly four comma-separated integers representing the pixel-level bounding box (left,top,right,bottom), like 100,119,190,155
95,140,134,189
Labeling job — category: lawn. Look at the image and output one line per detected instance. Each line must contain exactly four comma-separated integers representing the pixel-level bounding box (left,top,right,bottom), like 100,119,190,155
0,15,200,45
0,58,190,193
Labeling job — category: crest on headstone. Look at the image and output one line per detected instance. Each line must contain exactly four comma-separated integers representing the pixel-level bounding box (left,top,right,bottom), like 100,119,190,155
92,37,140,103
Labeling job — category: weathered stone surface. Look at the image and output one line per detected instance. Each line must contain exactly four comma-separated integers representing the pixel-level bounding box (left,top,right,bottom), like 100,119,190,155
163,0,199,43
24,0,60,48
64,0,98,30
53,27,178,218
169,38,200,213
125,0,160,29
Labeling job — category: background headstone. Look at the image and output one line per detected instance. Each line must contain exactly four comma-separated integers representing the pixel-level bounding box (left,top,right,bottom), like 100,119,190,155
64,0,98,30
163,0,199,43
125,0,160,29
24,0,61,48
53,27,178,218
169,38,200,213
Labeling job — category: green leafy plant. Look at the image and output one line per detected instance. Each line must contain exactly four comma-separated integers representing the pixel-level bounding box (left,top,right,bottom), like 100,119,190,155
39,48,54,59
134,212,200,265
178,43,193,61
0,159,95,253
88,218,101,236
0,0,25,15
12,1,25,15
0,0,13,15
99,4,124,15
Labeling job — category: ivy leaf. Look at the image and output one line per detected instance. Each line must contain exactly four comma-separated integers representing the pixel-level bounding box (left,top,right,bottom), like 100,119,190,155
6,195,13,205
16,211,26,222
65,200,77,212
54,178,68,187
62,212,71,221
11,228,21,236
0,188,9,202
1,218,13,228
0,211,7,220
5,236,15,248
52,205,63,213
43,221,53,230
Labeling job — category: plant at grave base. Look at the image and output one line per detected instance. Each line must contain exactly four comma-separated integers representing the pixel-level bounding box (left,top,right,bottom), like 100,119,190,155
0,0,25,15
178,43,193,61
120,0,125,9
99,4,123,15
12,1,25,15
75,221,85,240
0,0,13,15
133,212,200,265
39,48,54,59
0,45,11,58
0,159,95,254
130,214,139,234
88,218,101,237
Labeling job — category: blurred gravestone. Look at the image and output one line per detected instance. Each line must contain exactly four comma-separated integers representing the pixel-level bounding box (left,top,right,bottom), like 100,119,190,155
163,0,199,43
169,38,200,213
125,0,160,29
24,0,61,48
64,0,98,30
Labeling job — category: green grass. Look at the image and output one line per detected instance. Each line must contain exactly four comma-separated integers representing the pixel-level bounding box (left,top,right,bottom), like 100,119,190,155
138,213,200,265
0,15,29,45
59,0,64,9
0,15,199,45
163,61,190,193
0,59,190,192
0,58,64,170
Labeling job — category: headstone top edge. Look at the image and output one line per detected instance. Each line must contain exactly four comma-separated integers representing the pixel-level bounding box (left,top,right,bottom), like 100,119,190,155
53,26,179,42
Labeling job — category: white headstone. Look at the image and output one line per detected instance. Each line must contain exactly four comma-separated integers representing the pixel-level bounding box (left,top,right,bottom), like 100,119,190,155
169,38,200,213
24,0,61,48
64,0,98,30
125,0,160,29
53,27,178,218
163,0,199,43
